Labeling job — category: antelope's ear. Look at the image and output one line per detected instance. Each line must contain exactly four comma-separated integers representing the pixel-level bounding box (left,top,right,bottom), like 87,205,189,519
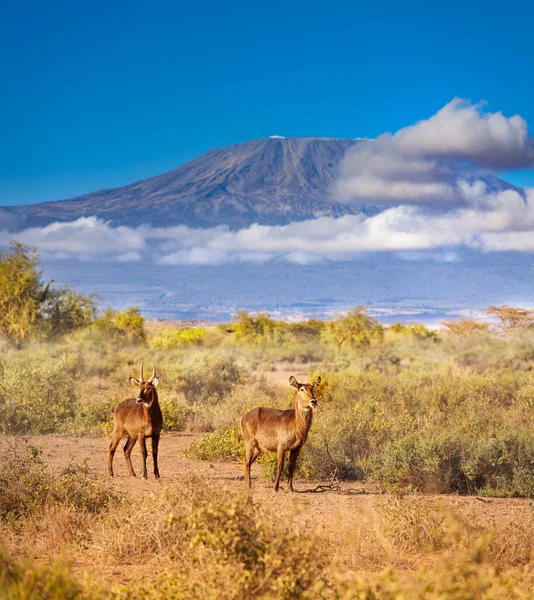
312,376,322,387
151,377,159,387
129,377,140,386
289,376,299,389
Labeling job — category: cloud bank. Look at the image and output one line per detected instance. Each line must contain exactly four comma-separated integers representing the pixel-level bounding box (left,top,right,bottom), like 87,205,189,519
334,98,534,206
2,185,534,265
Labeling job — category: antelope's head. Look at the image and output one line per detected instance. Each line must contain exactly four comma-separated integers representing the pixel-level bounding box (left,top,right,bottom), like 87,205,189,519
130,363,159,407
289,375,321,410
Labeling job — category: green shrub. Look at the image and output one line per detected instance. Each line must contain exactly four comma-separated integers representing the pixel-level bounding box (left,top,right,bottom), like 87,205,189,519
70,394,118,435
149,327,207,349
92,307,145,343
0,358,78,434
184,426,244,461
172,355,247,404
0,548,100,600
159,394,189,431
0,243,97,345
232,311,289,345
321,306,384,349
388,322,439,341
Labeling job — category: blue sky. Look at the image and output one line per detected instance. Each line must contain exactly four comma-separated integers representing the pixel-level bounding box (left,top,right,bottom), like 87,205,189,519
1,0,533,206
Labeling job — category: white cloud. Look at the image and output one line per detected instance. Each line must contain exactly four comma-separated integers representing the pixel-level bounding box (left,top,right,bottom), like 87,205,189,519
0,216,145,261
2,188,534,265
395,99,534,168
334,98,534,206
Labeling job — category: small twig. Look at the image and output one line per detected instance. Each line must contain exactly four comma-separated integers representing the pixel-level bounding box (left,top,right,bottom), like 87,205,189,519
475,496,491,504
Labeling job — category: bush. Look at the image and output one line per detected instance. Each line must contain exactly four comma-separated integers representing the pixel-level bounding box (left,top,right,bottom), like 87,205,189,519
172,355,247,405
0,440,117,522
158,394,189,431
0,548,100,600
92,477,327,599
184,426,244,461
231,311,289,345
149,327,211,349
0,358,78,434
388,322,439,341
92,307,145,343
322,306,383,349
0,243,97,345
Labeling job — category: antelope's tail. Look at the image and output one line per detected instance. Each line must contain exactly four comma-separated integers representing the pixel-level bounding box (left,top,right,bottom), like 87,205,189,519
237,416,244,442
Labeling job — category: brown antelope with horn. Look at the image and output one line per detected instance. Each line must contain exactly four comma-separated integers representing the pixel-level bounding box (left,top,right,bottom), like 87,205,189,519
108,363,163,480
239,375,321,492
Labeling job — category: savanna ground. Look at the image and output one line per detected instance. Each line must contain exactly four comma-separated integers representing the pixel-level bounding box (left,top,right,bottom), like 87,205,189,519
3,310,534,598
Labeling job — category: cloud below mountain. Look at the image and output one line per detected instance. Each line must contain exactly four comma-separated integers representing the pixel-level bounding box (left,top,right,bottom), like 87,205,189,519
2,185,534,264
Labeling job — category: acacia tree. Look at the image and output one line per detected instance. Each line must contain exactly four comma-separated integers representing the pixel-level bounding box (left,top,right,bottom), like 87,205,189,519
322,306,383,349
0,243,97,344
441,318,490,335
485,305,534,331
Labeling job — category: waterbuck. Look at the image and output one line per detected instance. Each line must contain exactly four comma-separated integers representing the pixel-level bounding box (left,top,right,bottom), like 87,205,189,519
108,363,163,480
239,375,321,492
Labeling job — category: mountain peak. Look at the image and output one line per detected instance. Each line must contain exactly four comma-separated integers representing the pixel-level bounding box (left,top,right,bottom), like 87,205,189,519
7,137,367,229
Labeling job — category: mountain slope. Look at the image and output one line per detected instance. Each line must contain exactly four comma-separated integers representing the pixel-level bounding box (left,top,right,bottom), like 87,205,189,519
4,136,522,231
7,137,375,229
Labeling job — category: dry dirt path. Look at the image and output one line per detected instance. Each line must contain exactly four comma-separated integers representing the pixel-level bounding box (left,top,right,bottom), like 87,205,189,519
9,432,533,537
4,433,534,583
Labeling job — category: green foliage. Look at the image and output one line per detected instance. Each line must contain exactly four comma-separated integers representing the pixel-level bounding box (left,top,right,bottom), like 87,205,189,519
43,288,98,337
232,310,288,345
388,322,439,341
149,326,209,349
0,548,99,600
92,307,145,343
314,366,534,496
0,358,78,434
322,306,384,349
184,426,244,461
0,244,97,345
158,394,188,431
0,244,45,343
287,318,325,340
172,355,246,404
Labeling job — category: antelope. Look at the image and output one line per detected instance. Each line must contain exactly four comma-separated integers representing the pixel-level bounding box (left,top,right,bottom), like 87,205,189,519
108,363,163,480
239,375,321,492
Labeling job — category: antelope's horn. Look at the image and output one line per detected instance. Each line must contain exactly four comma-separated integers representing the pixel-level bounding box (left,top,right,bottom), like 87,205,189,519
149,364,156,382
139,362,144,382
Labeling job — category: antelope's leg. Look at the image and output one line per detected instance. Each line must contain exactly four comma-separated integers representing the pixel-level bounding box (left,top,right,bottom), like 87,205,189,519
287,447,300,492
274,448,285,492
244,443,254,489
123,436,137,477
244,444,260,490
139,435,148,480
108,431,122,477
152,434,160,480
